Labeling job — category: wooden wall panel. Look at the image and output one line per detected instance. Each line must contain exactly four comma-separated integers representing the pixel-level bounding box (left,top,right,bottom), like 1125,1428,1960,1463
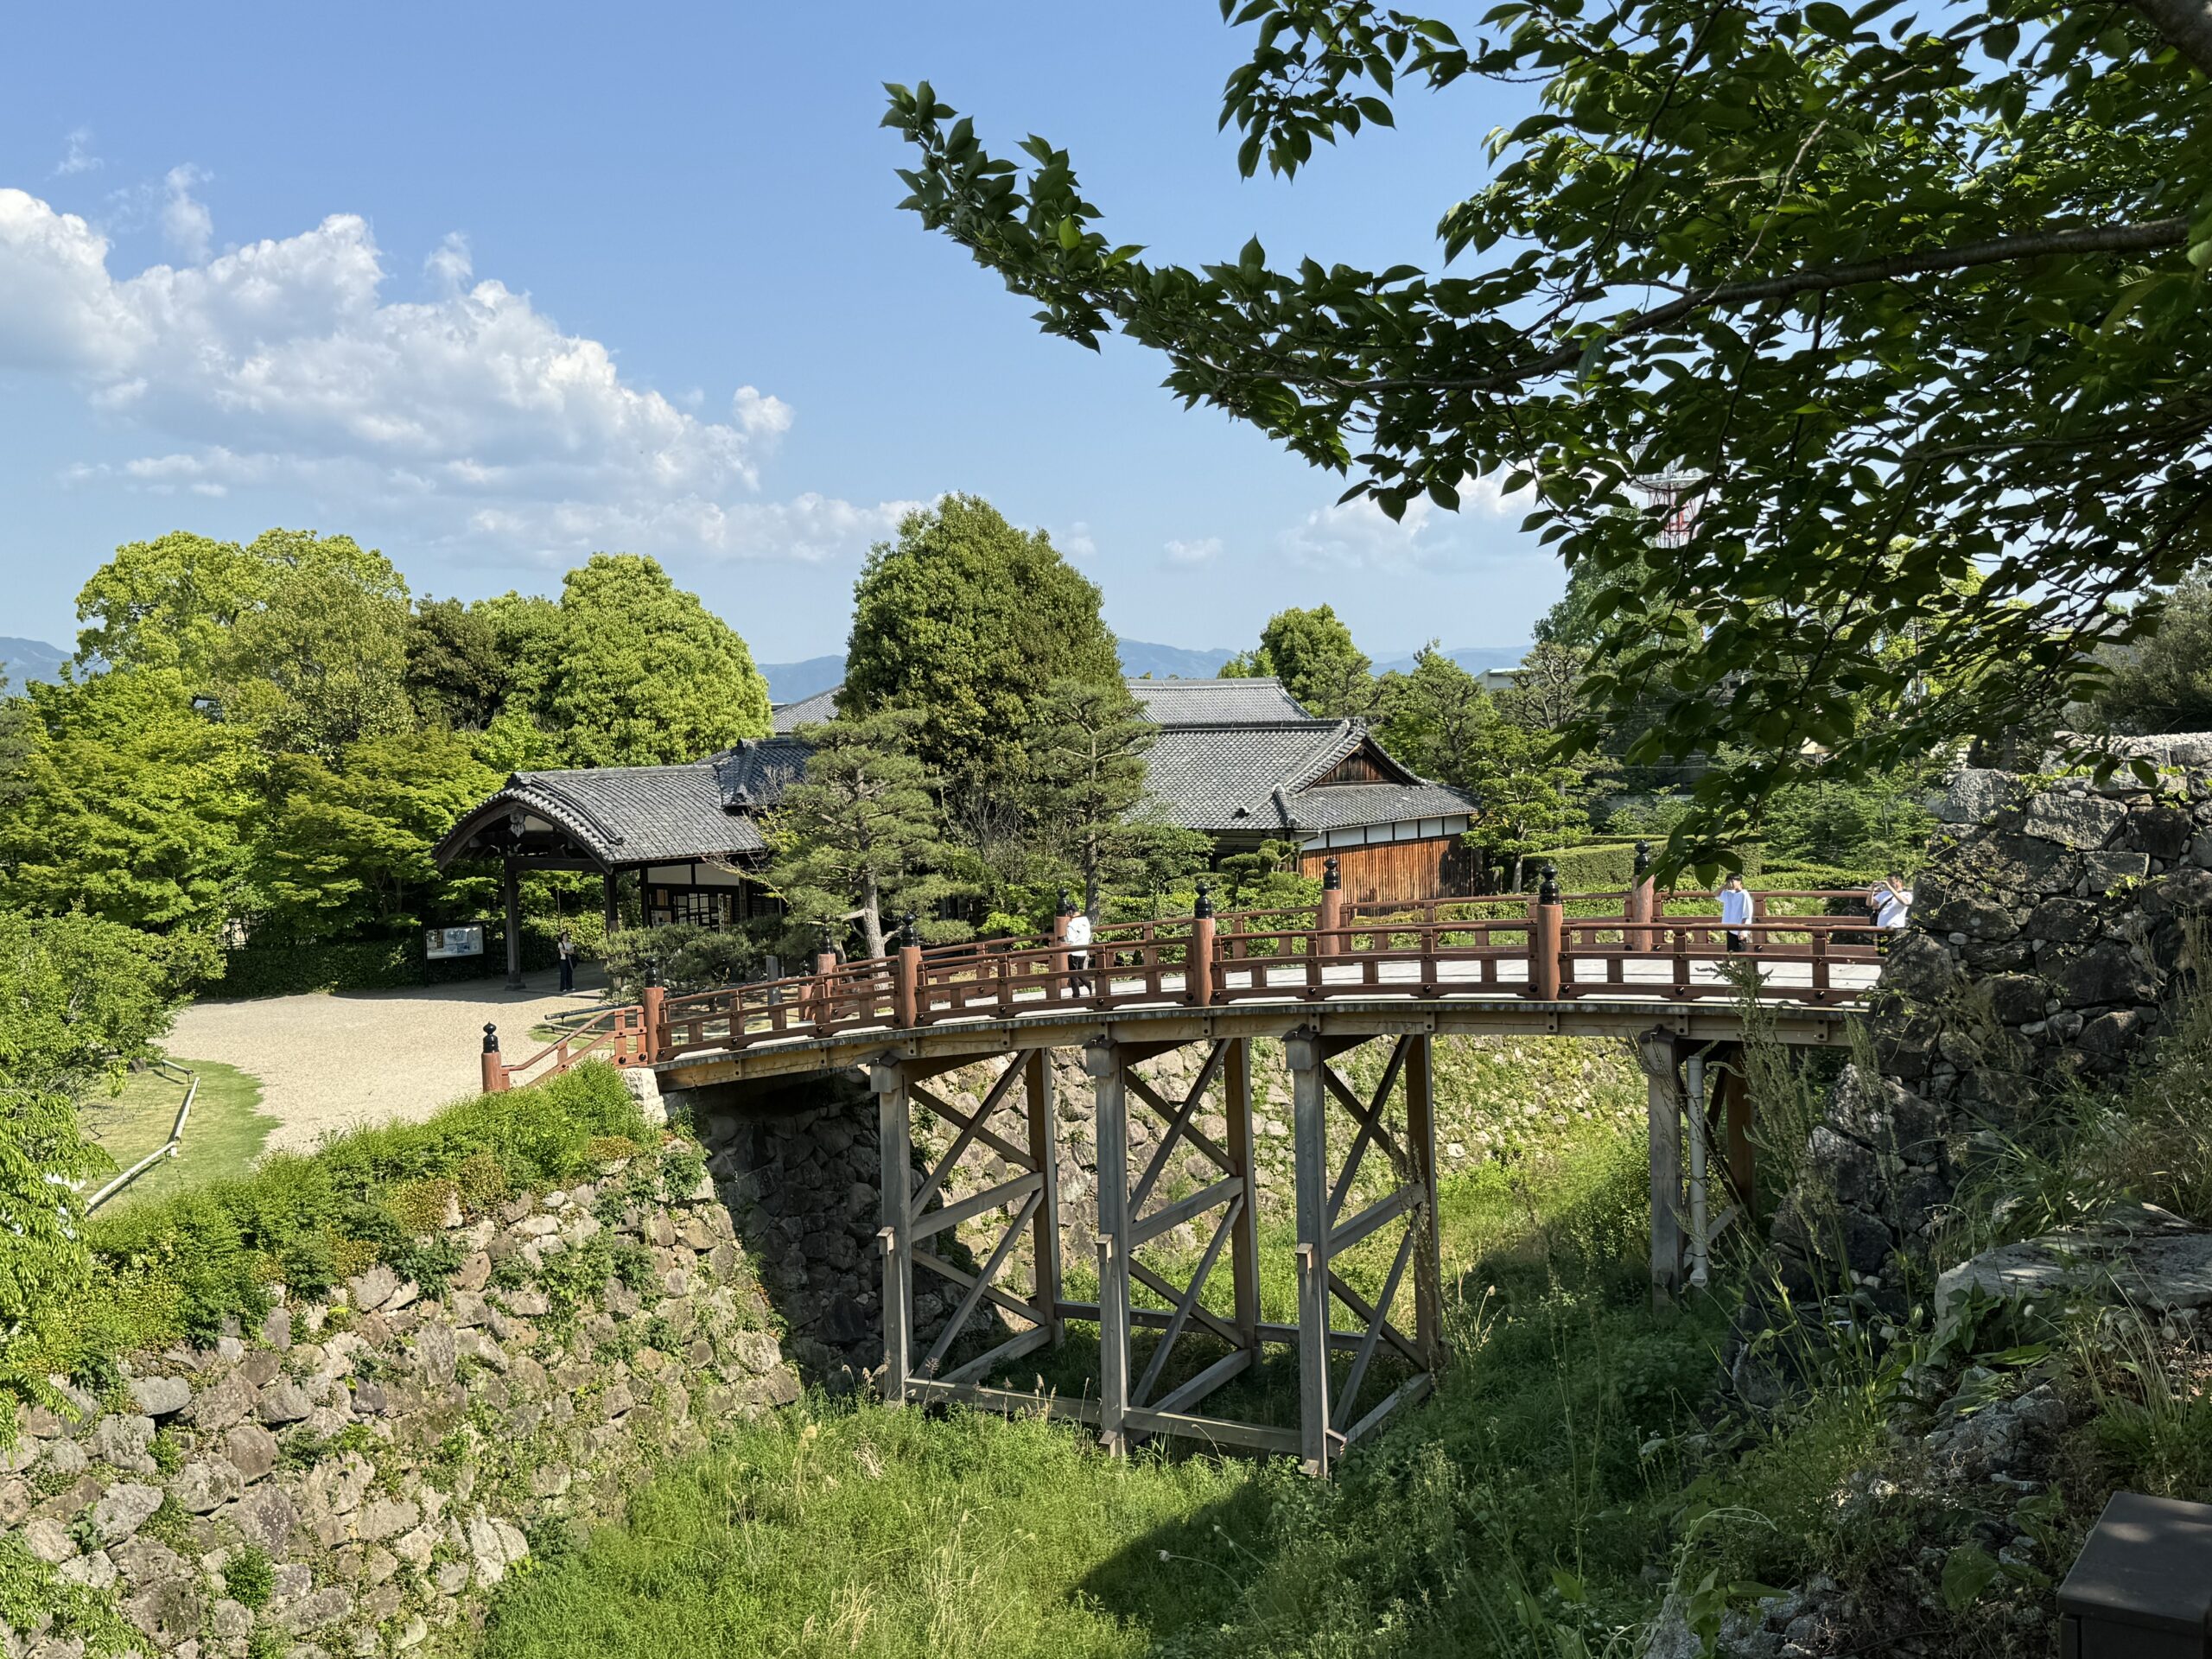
1297,837,1485,905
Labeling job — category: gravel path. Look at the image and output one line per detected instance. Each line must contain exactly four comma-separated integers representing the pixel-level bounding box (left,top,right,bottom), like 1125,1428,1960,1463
168,969,610,1156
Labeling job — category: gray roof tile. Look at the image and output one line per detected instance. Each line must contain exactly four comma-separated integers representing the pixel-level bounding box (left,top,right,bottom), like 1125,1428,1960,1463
1127,677,1311,725
771,686,842,734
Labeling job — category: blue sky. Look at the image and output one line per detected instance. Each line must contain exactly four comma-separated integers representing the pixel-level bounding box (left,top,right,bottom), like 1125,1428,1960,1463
0,4,1560,663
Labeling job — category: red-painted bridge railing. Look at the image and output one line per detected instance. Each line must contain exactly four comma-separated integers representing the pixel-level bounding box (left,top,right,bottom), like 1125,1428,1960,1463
480,884,1883,1093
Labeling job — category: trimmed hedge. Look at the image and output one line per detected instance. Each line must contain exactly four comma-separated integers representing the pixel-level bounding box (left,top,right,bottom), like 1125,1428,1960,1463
27,1065,654,1389
213,912,607,1000
1526,841,1645,893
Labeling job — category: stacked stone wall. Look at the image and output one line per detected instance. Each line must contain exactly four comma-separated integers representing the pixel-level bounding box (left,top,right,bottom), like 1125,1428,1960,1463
3,1143,798,1659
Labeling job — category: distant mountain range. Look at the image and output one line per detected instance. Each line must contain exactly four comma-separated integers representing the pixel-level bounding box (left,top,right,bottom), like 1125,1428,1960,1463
3,635,1532,706
0,638,67,688
760,641,1529,704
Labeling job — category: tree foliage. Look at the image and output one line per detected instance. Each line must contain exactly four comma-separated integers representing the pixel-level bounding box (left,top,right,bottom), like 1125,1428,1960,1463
2088,566,2212,734
1219,603,1375,715
214,547,415,761
537,555,772,767
0,671,254,931
250,731,503,944
0,911,212,1421
1024,677,1210,918
1374,644,1491,786
884,0,2212,869
844,496,1122,793
765,710,967,960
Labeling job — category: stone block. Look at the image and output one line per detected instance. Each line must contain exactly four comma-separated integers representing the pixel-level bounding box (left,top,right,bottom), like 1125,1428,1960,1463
2082,850,2152,892
224,1423,279,1483
2023,792,2127,851
88,1481,164,1545
127,1376,191,1419
174,1457,244,1514
451,1251,493,1294
122,1577,203,1650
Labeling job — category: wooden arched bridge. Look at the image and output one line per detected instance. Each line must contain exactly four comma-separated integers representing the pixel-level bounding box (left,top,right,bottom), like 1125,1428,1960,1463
481,871,1884,1474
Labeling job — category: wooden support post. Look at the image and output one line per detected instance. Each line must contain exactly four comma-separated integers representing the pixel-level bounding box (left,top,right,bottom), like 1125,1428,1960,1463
639,961,666,1065
480,1024,508,1094
1287,1027,1335,1476
1630,840,1656,951
602,868,620,938
1087,1039,1131,1455
1224,1037,1262,1357
1052,898,1072,1002
502,855,525,990
1640,1034,1684,1308
1189,882,1217,1007
1404,1033,1444,1370
873,1060,914,1404
1317,856,1344,957
1024,1051,1064,1347
1530,865,1563,1000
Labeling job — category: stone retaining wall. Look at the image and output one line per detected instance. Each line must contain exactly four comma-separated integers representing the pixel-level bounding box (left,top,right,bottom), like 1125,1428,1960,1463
4,1141,798,1659
1772,765,2212,1298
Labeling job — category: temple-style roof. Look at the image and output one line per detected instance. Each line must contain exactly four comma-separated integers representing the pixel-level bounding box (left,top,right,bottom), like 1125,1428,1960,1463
433,735,810,872
1126,677,1311,725
438,678,1474,873
770,686,842,734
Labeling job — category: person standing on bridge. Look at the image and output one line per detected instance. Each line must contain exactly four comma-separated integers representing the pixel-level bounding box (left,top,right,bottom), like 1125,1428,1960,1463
1065,906,1093,995
1867,872,1913,952
1718,872,1753,953
556,927,577,994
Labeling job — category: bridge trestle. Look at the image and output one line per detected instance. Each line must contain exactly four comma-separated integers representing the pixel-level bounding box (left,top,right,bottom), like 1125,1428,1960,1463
869,1026,1445,1474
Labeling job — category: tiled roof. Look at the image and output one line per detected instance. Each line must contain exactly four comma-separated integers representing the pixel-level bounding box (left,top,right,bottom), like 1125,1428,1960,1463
1127,677,1311,726
771,686,842,734
706,736,811,810
1141,720,1474,832
498,766,767,863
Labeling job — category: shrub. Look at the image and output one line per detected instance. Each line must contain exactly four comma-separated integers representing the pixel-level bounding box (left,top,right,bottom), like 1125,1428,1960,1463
225,1543,275,1609
17,1065,644,1378
600,923,768,1001
213,913,605,1000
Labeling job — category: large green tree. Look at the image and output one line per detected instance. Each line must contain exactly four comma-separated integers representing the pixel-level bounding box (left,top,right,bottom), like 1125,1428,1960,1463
214,551,416,761
766,710,966,960
0,912,213,1424
1220,603,1375,716
405,598,515,733
250,731,504,944
1024,677,1210,919
0,671,254,931
886,0,2212,867
537,555,772,767
2088,566,2212,734
843,496,1122,792
1374,644,1491,786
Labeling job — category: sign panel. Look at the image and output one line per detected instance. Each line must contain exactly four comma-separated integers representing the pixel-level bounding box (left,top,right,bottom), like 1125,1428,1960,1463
425,924,486,960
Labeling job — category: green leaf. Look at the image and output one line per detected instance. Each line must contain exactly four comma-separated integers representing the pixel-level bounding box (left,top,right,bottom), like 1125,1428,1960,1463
1941,1544,2000,1611
1057,217,1083,251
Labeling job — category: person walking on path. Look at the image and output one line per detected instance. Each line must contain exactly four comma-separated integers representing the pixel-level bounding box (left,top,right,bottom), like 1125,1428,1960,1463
556,927,577,994
1718,872,1753,953
1867,872,1914,951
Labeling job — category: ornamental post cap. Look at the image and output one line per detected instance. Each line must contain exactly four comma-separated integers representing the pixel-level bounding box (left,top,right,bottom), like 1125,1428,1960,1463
901,911,919,946
1633,840,1652,874
1193,878,1214,918
481,1022,499,1052
1539,863,1561,903
1322,855,1341,891
645,961,661,988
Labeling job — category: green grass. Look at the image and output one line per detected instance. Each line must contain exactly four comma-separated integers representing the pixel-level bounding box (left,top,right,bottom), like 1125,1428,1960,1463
476,1116,1758,1659
77,1059,275,1211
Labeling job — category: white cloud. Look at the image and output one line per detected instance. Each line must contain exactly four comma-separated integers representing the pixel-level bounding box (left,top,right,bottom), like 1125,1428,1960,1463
1277,475,1534,571
54,129,103,178
1,182,901,567
159,165,213,261
1163,536,1220,565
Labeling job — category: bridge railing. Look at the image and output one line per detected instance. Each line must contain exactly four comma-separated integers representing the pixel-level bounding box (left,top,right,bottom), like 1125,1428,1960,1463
484,887,1887,1089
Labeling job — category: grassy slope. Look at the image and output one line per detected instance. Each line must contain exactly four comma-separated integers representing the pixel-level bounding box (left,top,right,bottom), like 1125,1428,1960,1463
75,1058,275,1209
474,1115,1817,1659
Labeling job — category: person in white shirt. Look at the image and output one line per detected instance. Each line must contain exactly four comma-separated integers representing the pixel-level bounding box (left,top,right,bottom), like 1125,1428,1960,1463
1718,873,1753,953
1867,872,1913,950
1064,907,1093,993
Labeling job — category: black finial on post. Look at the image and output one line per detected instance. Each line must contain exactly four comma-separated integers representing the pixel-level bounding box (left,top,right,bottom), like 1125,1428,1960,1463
901,910,918,947
1539,863,1560,904
645,960,661,989
481,1022,500,1053
1633,840,1651,877
1193,878,1214,918
1322,855,1341,892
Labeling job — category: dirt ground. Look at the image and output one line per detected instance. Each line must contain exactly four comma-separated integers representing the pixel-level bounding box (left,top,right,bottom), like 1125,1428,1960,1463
168,967,608,1156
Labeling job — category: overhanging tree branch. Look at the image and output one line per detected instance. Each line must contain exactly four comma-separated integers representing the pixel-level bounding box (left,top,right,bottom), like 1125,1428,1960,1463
2121,0,2212,74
